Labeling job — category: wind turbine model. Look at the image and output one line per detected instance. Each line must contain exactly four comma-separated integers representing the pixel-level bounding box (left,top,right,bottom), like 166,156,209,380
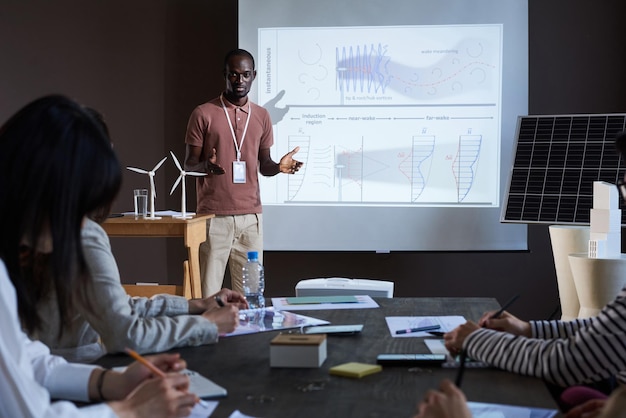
169,151,206,219
127,156,167,220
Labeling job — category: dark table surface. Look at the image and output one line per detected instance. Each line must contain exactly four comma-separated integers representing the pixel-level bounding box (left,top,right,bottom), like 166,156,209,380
98,297,560,418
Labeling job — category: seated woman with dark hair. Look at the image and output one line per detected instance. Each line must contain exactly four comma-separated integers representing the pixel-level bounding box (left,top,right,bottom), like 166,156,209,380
26,105,247,363
0,94,198,417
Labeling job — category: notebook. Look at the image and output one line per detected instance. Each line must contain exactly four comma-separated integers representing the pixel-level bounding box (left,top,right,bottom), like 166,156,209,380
113,367,227,399
181,369,228,399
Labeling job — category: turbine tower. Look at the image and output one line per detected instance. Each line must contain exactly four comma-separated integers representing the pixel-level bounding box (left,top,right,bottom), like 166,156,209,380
169,151,206,219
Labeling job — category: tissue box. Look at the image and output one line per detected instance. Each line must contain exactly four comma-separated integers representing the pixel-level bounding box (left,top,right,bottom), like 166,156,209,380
270,334,327,368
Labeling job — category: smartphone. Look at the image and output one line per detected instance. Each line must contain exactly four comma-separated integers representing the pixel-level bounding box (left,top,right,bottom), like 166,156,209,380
376,353,447,366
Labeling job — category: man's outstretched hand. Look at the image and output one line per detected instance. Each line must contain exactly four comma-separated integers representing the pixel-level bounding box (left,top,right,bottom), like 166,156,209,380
279,146,303,174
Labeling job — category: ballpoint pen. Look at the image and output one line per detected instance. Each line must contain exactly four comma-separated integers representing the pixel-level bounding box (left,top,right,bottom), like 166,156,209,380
125,348,209,408
490,294,520,320
395,324,441,335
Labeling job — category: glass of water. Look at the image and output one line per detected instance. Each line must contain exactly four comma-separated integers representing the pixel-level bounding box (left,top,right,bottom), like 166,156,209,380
133,189,148,218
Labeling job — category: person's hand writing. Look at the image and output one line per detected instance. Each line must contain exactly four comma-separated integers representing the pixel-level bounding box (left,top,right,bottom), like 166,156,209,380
413,379,472,418
202,304,239,334
188,288,249,313
205,148,225,175
478,310,532,337
214,288,248,309
443,321,480,356
565,398,607,418
107,353,187,400
109,373,197,418
279,146,303,174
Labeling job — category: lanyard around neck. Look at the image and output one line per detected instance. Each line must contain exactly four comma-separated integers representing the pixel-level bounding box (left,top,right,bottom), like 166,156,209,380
220,93,251,161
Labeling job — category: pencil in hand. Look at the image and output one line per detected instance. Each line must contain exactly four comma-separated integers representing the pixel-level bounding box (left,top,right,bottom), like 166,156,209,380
124,348,209,409
125,348,166,377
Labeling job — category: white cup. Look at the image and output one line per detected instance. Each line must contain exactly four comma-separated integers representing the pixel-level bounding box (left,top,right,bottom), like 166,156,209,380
133,189,148,218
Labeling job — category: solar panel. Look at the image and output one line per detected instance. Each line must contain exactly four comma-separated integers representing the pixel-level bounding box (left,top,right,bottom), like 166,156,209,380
502,114,626,225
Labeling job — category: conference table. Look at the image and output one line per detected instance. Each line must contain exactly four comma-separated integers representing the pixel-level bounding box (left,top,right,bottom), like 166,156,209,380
97,298,560,418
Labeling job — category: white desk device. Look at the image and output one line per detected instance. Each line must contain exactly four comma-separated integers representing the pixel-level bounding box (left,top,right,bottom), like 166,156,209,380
295,278,394,298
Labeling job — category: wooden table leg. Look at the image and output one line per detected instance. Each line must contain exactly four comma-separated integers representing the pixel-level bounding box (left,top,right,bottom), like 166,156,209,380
184,220,207,299
182,260,192,299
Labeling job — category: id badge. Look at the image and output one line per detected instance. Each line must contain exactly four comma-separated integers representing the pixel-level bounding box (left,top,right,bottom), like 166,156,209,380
233,160,246,183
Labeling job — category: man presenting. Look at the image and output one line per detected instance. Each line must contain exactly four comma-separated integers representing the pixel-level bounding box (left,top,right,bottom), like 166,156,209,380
184,48,302,297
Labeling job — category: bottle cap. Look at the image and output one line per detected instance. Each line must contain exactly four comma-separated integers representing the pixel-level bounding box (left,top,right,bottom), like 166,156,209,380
247,251,259,261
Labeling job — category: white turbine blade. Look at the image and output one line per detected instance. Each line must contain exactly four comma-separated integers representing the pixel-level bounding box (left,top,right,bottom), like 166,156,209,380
170,174,182,195
170,151,183,172
126,167,148,174
152,156,167,172
187,172,207,177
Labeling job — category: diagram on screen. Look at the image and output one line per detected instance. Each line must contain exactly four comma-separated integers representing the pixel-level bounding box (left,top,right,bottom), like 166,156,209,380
258,24,501,207
335,39,493,103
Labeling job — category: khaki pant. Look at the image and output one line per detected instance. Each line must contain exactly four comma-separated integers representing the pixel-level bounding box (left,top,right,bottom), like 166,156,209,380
199,214,263,296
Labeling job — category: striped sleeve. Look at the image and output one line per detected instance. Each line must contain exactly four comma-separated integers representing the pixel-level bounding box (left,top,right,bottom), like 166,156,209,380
531,317,592,339
464,289,626,387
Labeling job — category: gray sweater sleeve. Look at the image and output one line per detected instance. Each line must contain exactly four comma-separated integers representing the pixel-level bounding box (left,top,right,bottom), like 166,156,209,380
464,289,626,387
79,219,218,354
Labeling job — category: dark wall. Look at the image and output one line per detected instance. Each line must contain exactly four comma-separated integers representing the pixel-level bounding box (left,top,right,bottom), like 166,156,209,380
1,1,625,320
0,0,237,284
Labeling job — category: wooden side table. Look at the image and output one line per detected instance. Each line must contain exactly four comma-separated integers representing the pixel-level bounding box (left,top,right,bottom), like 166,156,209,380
102,214,213,299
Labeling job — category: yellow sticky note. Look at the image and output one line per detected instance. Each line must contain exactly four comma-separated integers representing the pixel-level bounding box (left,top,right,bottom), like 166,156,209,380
329,362,382,378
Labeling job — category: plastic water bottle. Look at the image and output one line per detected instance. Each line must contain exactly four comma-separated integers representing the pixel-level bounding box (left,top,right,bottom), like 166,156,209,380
242,251,265,309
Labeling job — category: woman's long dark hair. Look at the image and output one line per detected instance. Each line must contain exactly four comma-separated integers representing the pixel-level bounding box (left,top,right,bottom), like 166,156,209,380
0,94,122,334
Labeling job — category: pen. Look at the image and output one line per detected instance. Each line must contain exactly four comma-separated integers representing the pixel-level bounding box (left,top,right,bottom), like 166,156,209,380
490,294,520,319
125,348,209,409
455,350,467,388
215,295,225,307
395,324,441,335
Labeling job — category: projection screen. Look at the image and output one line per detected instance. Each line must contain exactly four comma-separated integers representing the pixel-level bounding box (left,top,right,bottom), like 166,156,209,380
238,0,528,251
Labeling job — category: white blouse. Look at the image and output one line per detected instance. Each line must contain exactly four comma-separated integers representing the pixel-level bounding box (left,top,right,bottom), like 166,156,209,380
0,259,117,418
